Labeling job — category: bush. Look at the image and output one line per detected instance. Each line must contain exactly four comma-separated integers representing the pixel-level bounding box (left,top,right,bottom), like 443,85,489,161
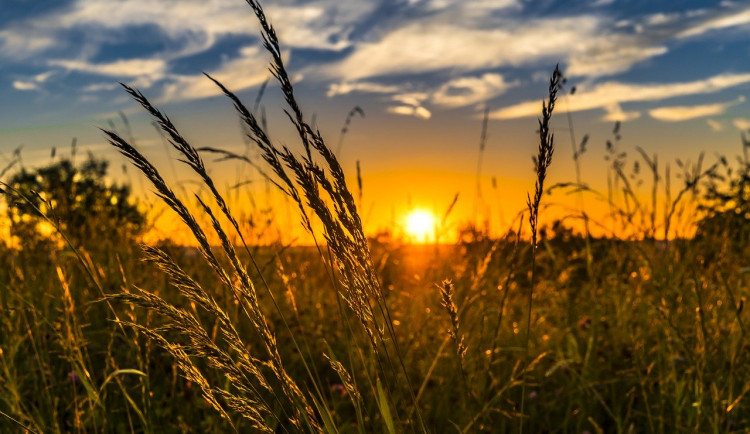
5,157,145,249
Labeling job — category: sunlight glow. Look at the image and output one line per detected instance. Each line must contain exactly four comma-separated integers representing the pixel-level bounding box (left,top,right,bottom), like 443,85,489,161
404,209,436,243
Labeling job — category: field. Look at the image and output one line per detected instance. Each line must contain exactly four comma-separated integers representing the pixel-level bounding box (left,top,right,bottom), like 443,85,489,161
2,2,750,433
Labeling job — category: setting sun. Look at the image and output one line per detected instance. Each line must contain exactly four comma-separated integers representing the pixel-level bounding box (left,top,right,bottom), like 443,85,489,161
404,209,436,243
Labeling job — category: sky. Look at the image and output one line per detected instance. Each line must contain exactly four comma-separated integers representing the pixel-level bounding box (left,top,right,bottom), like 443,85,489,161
1,0,750,241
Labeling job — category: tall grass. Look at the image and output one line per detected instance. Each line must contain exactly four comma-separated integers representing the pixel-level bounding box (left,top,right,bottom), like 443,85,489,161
99,0,427,431
520,64,561,432
3,0,750,432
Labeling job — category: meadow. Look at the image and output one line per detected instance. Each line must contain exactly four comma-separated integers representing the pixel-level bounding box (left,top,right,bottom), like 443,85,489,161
2,1,750,433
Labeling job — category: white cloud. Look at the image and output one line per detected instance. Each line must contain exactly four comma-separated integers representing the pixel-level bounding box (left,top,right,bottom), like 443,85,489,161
83,83,120,92
159,46,270,102
324,16,610,81
413,0,519,11
0,29,56,58
567,41,667,77
4,0,750,115
707,119,724,132
491,72,750,119
9,70,56,92
0,0,376,64
649,96,744,121
392,92,430,107
327,73,515,111
387,105,432,119
49,58,167,78
53,0,373,52
323,9,676,82
602,103,640,122
327,81,403,98
12,81,38,91
678,6,750,38
644,13,679,26
650,104,726,121
387,92,431,119
733,118,750,131
431,73,515,107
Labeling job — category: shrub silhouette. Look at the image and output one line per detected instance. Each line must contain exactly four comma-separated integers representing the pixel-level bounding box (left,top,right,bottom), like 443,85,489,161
6,157,145,248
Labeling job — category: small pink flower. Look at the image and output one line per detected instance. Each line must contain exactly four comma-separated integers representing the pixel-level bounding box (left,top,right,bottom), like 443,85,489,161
331,384,347,397
68,371,80,385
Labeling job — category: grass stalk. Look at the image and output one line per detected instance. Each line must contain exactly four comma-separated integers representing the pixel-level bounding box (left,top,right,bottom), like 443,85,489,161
520,64,561,432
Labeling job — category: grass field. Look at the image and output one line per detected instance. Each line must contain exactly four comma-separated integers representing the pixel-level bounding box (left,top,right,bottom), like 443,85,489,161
2,1,750,433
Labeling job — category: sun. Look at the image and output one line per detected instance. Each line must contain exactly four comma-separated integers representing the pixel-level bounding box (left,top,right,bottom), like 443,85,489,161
404,209,436,243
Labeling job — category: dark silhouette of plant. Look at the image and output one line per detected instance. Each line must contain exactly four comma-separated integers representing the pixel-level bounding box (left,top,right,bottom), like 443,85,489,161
4,156,145,248
696,134,750,249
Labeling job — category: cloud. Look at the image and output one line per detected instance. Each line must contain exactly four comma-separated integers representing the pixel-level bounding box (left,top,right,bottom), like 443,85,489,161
327,81,404,98
411,0,519,12
324,16,627,81
602,103,640,122
12,81,38,91
678,5,750,38
0,29,56,58
159,46,270,102
387,105,432,120
491,72,750,119
0,0,375,102
707,119,724,132
567,42,667,77
328,73,515,110
648,96,745,121
1,0,375,62
387,92,431,119
431,73,515,107
734,118,750,131
82,83,120,92
392,92,430,107
4,0,750,115
10,70,56,92
323,1,737,83
49,58,167,78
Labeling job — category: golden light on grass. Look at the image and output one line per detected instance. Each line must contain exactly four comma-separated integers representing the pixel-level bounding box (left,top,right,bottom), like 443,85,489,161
404,209,435,243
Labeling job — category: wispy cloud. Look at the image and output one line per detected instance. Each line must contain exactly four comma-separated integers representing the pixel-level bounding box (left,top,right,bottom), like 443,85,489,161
678,6,750,38
0,29,57,59
3,0,750,119
11,71,56,92
323,16,624,81
49,58,167,78
12,81,39,91
327,81,404,98
734,118,750,131
707,119,724,132
431,73,515,107
648,97,745,122
387,92,431,119
602,103,640,122
160,46,271,102
491,73,750,120
387,105,432,120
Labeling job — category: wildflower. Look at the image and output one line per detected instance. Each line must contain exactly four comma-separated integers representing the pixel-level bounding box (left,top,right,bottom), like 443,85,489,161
331,384,347,397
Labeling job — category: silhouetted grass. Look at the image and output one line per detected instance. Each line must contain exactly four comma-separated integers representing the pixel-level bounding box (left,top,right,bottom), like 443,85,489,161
2,0,750,432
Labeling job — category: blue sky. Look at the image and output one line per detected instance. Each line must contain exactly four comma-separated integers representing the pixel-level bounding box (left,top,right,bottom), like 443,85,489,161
1,0,750,235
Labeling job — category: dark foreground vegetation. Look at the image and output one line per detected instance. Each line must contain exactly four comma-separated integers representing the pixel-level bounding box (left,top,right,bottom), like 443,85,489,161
2,1,750,433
